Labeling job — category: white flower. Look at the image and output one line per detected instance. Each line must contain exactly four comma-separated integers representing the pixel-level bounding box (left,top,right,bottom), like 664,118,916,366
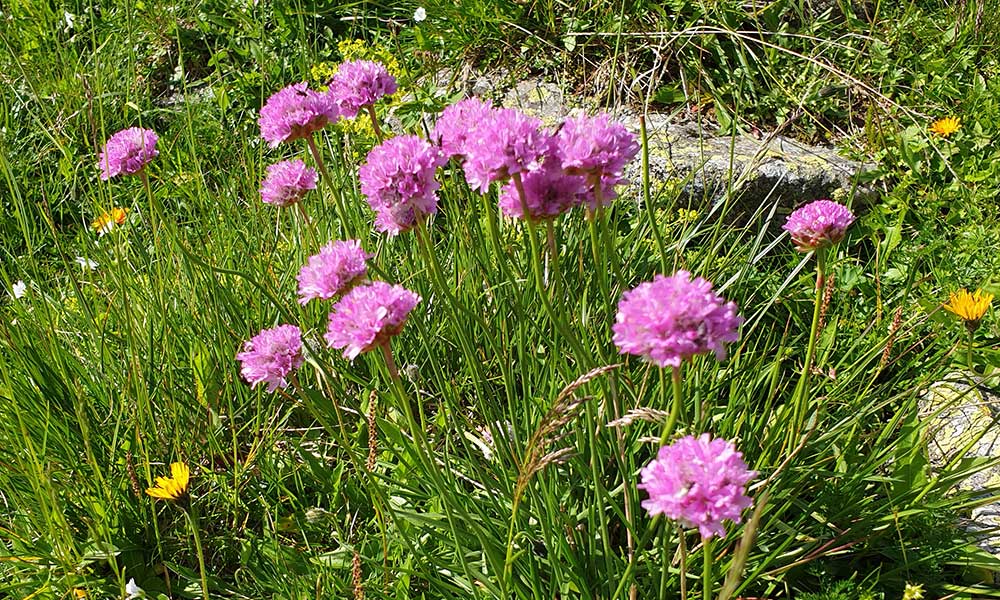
64,11,75,30
12,280,26,299
413,7,426,22
125,578,144,598
75,257,99,270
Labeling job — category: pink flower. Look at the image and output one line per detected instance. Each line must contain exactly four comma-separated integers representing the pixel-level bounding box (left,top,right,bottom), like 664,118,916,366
297,240,369,305
498,161,584,221
462,108,552,193
236,324,304,392
555,112,639,178
613,271,742,368
433,97,496,159
259,82,339,148
325,282,421,360
359,135,444,235
259,160,317,206
639,434,756,539
97,127,158,180
783,199,855,252
328,60,397,118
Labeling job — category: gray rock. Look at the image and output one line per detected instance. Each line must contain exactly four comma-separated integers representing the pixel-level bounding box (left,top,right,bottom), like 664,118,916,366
475,75,877,221
619,116,876,222
919,371,1000,570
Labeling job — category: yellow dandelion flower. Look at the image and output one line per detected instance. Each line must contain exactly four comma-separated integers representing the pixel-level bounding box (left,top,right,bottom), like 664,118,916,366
930,116,960,137
72,589,88,599
902,582,924,600
943,288,993,329
91,207,128,235
146,462,191,501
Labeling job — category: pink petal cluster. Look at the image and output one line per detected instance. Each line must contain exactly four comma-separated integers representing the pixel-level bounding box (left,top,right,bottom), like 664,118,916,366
328,60,397,118
433,97,496,159
259,160,318,206
236,324,305,392
639,434,756,539
498,161,584,221
556,112,639,178
97,127,159,180
783,199,856,252
324,282,421,360
462,108,552,193
359,135,444,235
613,271,742,368
297,240,369,305
259,82,339,148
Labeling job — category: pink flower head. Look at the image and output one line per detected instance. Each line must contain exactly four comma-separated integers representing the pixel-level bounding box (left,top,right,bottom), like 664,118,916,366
462,108,552,193
498,161,585,221
297,240,369,305
783,199,855,252
613,271,742,368
324,281,421,360
236,324,305,392
639,434,756,539
556,112,639,178
359,135,444,236
259,82,339,148
97,127,159,180
433,97,496,159
259,159,318,207
328,60,397,118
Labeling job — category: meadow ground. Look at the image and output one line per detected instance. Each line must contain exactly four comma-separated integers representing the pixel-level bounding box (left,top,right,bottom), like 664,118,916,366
3,1,1000,599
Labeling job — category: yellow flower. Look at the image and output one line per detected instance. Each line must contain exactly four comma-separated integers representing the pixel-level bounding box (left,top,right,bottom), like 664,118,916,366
146,462,191,501
72,589,88,599
91,207,128,235
930,116,960,137
902,582,924,600
943,288,993,327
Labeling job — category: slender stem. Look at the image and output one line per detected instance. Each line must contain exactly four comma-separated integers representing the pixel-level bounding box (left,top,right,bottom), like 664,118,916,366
512,172,593,364
379,342,400,384
702,537,713,600
587,208,611,300
591,175,624,285
792,248,826,441
967,326,975,373
502,495,521,592
365,104,385,142
306,134,350,235
659,523,671,600
679,528,689,600
184,507,210,600
544,219,559,292
660,366,683,444
295,201,319,248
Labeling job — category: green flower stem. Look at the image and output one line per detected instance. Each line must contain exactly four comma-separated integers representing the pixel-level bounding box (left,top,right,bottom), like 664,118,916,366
512,172,593,365
791,248,826,442
591,175,624,285
184,505,210,600
702,537,713,600
365,104,385,143
378,342,486,599
295,201,319,249
967,326,975,373
660,366,684,445
306,134,350,236
587,208,611,301
679,528,689,600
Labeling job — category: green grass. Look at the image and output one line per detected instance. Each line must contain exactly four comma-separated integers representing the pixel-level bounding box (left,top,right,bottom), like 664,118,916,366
2,1,1000,598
